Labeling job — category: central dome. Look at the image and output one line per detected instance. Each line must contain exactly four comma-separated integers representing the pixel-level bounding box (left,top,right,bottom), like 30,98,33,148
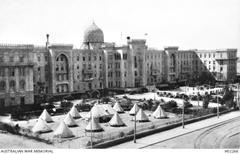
83,22,104,43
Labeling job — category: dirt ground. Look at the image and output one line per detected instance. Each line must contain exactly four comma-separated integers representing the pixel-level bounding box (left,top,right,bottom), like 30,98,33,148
0,132,54,149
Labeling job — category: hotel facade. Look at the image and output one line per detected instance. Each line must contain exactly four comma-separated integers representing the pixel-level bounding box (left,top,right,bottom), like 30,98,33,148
0,23,237,107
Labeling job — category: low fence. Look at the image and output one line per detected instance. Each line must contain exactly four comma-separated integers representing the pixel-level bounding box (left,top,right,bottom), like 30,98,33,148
91,109,233,149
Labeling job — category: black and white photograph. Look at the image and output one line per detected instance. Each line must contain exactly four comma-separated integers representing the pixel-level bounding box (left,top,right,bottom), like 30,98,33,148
0,0,240,152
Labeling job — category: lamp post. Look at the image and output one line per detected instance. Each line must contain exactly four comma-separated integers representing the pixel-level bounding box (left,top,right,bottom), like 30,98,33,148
90,110,93,148
197,92,200,107
182,80,187,129
217,90,219,118
237,83,239,110
182,99,185,129
134,103,137,143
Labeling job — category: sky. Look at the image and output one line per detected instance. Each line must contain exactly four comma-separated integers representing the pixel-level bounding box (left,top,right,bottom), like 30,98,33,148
0,0,239,53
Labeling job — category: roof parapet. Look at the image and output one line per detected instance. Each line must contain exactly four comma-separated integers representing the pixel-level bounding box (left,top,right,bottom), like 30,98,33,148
0,44,34,49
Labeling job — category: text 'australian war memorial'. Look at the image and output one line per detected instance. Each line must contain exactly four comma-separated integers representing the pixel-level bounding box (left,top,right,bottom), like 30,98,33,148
0,22,237,107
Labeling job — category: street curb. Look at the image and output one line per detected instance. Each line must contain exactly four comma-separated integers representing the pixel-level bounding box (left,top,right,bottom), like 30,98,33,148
92,109,234,149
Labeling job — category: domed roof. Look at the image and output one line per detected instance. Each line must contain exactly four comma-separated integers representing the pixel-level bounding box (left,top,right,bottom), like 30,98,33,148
83,22,104,43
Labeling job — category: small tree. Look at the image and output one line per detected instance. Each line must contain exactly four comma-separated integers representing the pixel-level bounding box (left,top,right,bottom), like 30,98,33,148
222,86,234,109
148,99,153,110
203,92,210,109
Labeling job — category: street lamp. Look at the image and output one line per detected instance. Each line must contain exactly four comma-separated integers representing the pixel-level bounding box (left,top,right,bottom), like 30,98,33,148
217,90,219,118
90,110,93,148
182,99,185,129
237,83,239,110
134,104,137,143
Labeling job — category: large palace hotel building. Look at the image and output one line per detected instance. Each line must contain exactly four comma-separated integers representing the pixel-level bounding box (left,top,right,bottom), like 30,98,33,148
0,22,238,107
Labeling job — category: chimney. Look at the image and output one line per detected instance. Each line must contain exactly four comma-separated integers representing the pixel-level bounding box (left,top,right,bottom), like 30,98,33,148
127,36,131,44
46,34,49,47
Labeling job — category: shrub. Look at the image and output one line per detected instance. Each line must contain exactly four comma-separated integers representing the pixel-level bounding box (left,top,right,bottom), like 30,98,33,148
163,100,178,109
148,125,155,129
184,101,193,108
118,132,125,138
123,95,128,99
76,103,91,111
126,129,134,135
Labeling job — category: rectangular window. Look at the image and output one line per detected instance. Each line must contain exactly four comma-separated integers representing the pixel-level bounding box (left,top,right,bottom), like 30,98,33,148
9,68,15,76
83,56,85,61
20,97,25,105
134,56,137,68
99,56,102,61
19,56,24,62
220,60,223,65
10,97,15,106
38,56,41,62
123,54,127,60
0,99,5,108
0,68,5,77
19,68,25,76
83,64,86,69
0,56,3,62
220,67,223,71
9,56,14,62
45,55,48,61
135,71,137,76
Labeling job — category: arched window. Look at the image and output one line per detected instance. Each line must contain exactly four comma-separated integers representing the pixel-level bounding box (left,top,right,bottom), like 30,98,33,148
9,80,15,90
19,80,25,90
55,54,69,81
0,81,5,91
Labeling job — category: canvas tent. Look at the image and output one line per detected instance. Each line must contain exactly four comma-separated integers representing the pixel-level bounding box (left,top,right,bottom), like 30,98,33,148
101,104,116,115
69,106,81,119
32,118,52,133
109,112,125,127
53,121,74,138
109,97,118,104
136,108,149,122
84,104,115,119
113,102,124,113
152,105,167,119
129,103,140,116
85,117,104,132
39,109,53,123
64,114,78,127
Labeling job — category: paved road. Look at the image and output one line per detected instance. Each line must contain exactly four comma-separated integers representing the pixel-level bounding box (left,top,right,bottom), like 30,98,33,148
111,111,240,149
